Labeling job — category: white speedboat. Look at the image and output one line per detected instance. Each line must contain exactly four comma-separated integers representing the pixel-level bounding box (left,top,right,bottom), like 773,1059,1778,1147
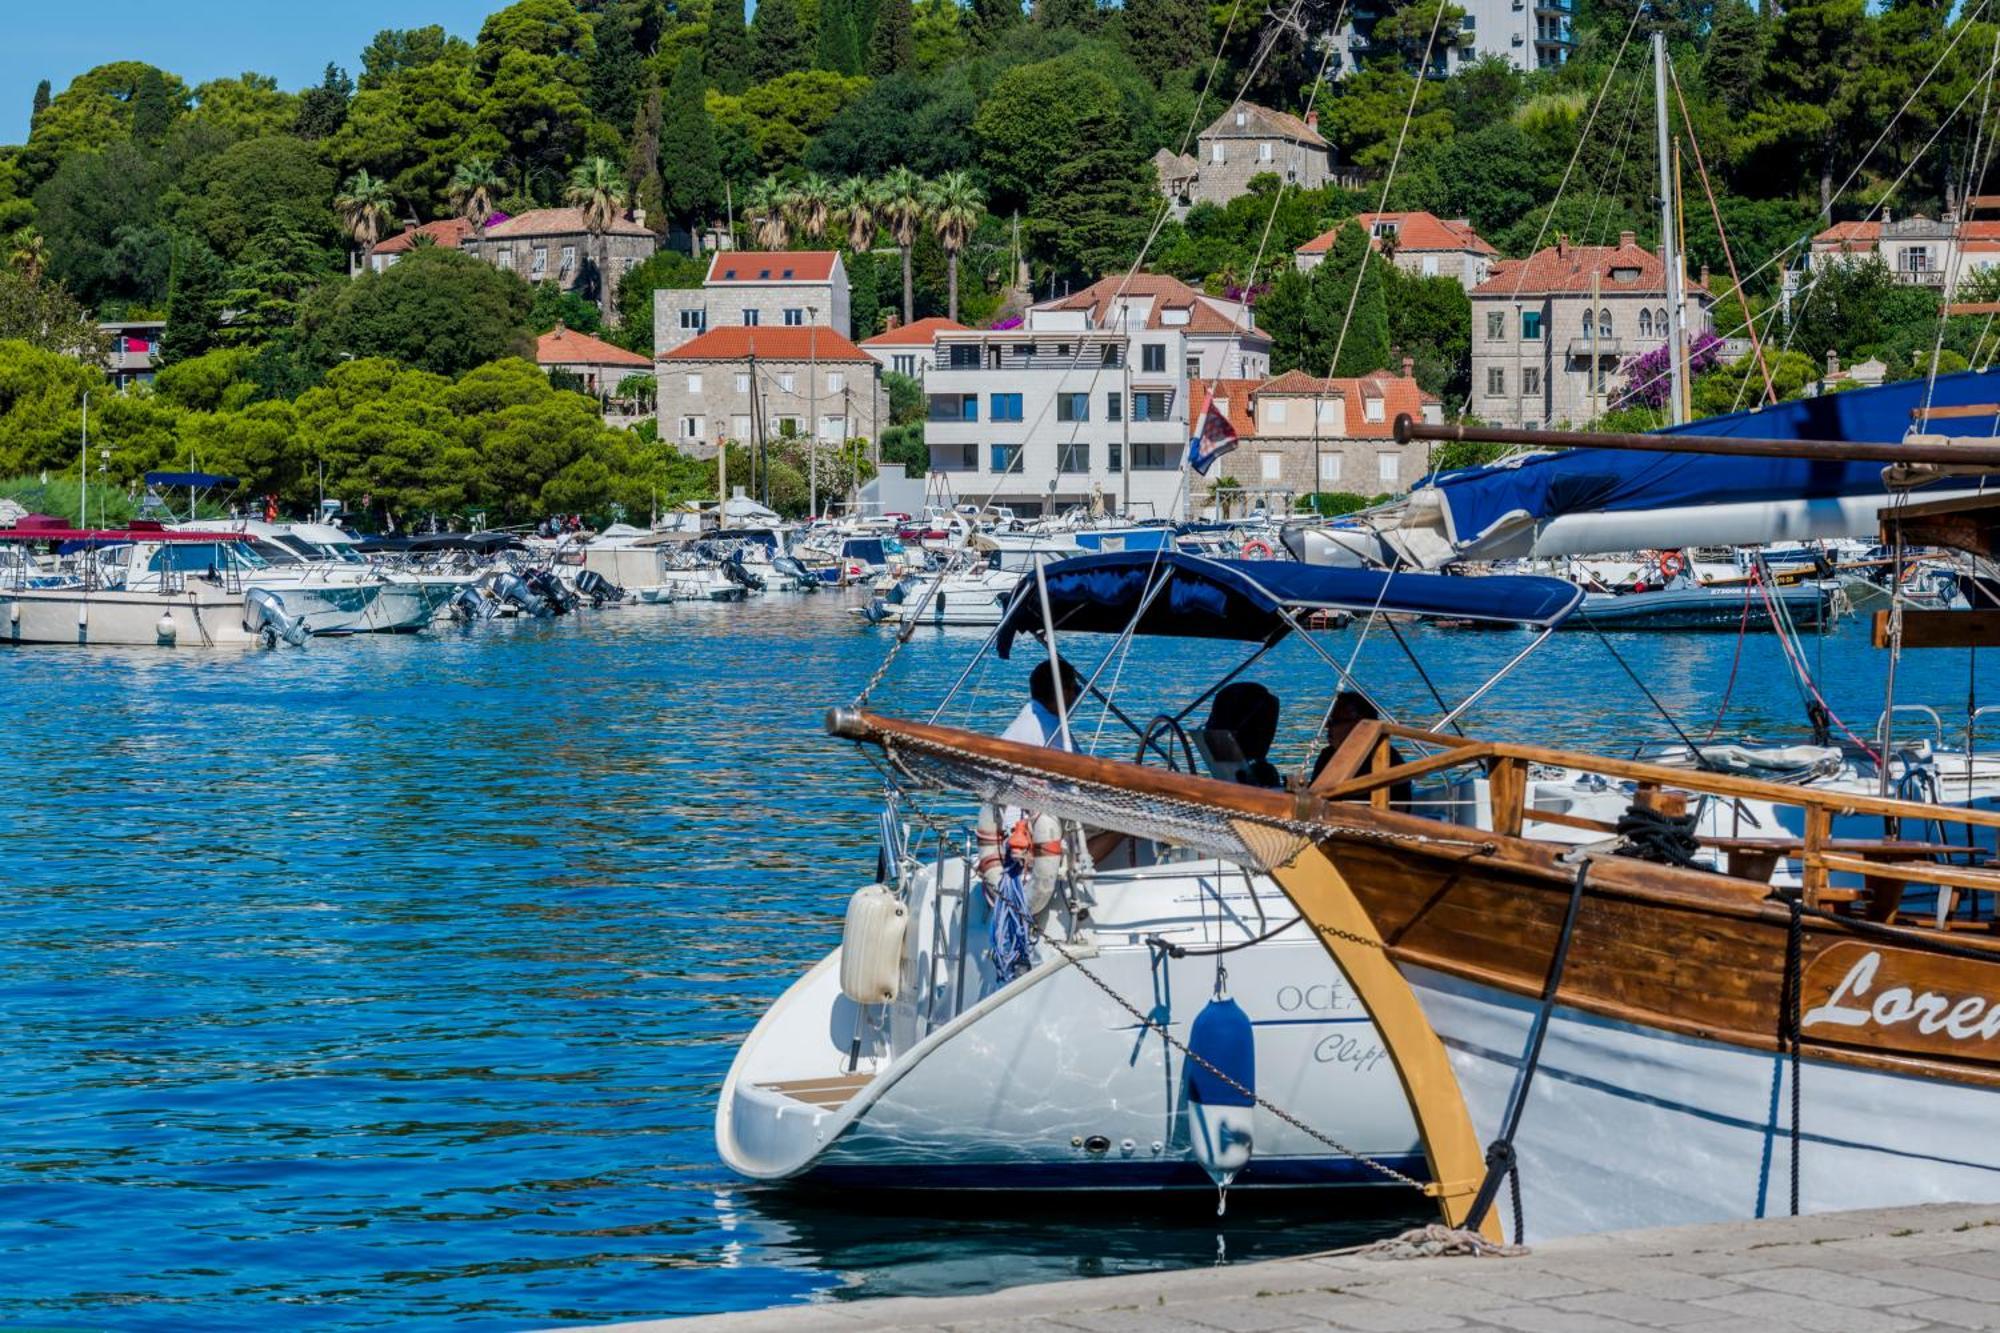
175,520,442,634
852,566,1023,629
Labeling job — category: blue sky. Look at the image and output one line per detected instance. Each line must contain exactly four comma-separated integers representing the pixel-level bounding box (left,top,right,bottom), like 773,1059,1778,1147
5,1,504,143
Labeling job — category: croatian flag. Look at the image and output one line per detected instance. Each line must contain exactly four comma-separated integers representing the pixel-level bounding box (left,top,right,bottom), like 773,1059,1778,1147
1187,398,1239,475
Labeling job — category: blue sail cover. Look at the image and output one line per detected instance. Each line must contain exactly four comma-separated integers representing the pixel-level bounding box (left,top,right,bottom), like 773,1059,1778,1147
1407,370,2000,555
144,471,239,489
995,551,1581,656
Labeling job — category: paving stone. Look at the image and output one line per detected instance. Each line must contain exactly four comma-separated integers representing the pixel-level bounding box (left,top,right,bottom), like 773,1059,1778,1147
1691,1290,1925,1333
1173,1297,1326,1332
1431,1270,1602,1302
1729,1267,1934,1308
1048,1310,1218,1333
1545,1289,1740,1326
1348,1278,1525,1315
1873,1296,2000,1329
1920,1247,2000,1282
1580,1265,1746,1302
1868,1262,2000,1304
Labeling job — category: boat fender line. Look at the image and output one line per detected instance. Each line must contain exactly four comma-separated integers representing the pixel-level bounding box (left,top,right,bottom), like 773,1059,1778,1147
1027,813,1064,916
1186,988,1256,1214
1144,915,1306,960
1464,855,1593,1243
974,805,1006,893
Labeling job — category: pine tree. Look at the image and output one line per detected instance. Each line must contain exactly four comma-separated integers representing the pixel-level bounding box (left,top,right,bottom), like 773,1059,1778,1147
853,0,883,62
1314,224,1391,379
130,68,178,146
160,235,231,364
752,0,812,80
818,0,863,74
29,79,49,128
294,64,353,141
589,4,645,130
629,83,667,238
868,0,916,74
970,0,1022,45
706,0,755,94
661,52,724,251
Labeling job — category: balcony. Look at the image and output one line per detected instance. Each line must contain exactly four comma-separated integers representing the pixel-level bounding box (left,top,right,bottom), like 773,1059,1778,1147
1567,337,1623,360
1894,268,1948,287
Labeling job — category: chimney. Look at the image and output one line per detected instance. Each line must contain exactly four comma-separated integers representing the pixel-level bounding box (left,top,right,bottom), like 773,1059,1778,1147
1826,349,1840,377
884,312,901,331
553,321,566,337
632,207,646,228
1699,263,1710,289
1556,234,1567,258
1618,229,1636,248
1306,109,1319,130
1401,355,1414,380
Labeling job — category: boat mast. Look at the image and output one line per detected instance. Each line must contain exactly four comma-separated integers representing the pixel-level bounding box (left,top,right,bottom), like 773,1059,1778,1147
1653,32,1687,427
78,392,88,529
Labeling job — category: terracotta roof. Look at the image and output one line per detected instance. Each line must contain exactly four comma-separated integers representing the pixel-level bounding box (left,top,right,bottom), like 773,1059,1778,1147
484,208,653,239
374,218,476,255
707,251,839,283
1238,368,1431,440
536,325,651,369
660,326,874,362
1202,101,1328,149
1471,235,1709,298
1039,273,1269,342
1298,212,1496,257
861,316,968,346
1189,378,1262,439
1812,218,2000,251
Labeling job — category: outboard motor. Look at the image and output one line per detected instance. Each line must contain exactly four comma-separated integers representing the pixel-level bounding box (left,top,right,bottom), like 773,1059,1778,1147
448,583,495,622
490,571,547,617
523,567,577,615
861,596,893,624
721,549,766,592
242,588,310,648
771,553,816,591
573,568,625,606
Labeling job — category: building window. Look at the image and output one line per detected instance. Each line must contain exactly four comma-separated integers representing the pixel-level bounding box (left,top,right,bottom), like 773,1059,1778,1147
820,415,845,440
991,392,1023,422
1131,442,1175,470
892,354,916,375
1637,308,1653,337
1015,343,1036,359
1266,400,1288,425
680,308,706,331
1058,442,1090,473
495,247,514,270
1907,246,1932,273
775,415,801,436
1186,355,1202,379
991,443,1023,473
1108,442,1123,472
934,441,977,471
686,373,703,393
1106,392,1122,421
947,344,979,369
1260,452,1282,481
929,393,978,422
1211,141,1226,163
1598,310,1612,338
1485,310,1504,341
1057,392,1089,423
735,372,751,393
1421,255,1439,276
783,308,805,325
679,416,704,439
1486,366,1506,397
1655,307,1668,334
1142,344,1166,373
1522,367,1542,396
827,372,845,393
1521,310,1543,340
1132,391,1171,421
1378,455,1400,486
1100,344,1119,367
1259,141,1274,162
531,247,548,276
778,372,796,392
1319,453,1341,483
1363,396,1385,423
560,245,577,274
743,309,760,326
732,414,752,438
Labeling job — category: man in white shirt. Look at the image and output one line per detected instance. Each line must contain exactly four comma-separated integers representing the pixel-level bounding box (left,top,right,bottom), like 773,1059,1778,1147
1001,657,1082,751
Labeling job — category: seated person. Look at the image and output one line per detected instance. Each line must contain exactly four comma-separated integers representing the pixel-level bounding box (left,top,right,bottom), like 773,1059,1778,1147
1001,657,1082,752
1199,681,1284,789
1310,691,1413,806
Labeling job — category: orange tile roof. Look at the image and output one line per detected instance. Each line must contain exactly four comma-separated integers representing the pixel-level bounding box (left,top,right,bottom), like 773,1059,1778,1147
707,251,839,283
1471,235,1708,298
860,316,967,346
661,326,874,362
1240,368,1431,439
536,326,652,369
486,208,653,239
1041,273,1269,341
1189,378,1262,439
374,218,475,255
1298,212,1496,257
1812,218,2000,250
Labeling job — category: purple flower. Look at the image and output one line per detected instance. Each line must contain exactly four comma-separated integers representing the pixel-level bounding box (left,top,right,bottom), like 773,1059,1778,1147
1613,330,1725,409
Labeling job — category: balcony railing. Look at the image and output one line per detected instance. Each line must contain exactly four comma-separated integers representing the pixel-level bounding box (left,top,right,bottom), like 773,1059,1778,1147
1567,337,1624,360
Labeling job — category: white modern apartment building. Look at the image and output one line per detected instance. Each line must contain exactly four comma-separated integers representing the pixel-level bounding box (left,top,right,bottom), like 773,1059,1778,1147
921,274,1270,519
1328,0,1572,79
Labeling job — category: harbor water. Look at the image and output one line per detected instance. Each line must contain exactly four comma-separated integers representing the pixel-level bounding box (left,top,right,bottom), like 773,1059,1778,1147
0,593,1988,1330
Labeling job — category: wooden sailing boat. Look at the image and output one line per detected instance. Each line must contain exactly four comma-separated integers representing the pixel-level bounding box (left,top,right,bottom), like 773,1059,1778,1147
826,433,2000,1244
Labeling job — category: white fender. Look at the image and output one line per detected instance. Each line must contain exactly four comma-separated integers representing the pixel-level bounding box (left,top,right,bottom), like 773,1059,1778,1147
974,805,1006,892
838,884,907,1005
1028,813,1064,915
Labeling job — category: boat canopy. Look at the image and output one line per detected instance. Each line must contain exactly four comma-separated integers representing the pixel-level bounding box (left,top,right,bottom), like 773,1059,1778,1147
994,551,1582,656
143,471,238,489
0,525,248,544
1306,371,2000,568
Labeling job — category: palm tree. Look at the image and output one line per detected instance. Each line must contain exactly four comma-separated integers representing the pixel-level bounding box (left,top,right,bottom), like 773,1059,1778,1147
449,157,505,238
834,176,880,254
334,170,396,274
788,172,835,244
744,176,792,250
923,171,983,324
9,227,47,283
565,156,630,321
879,167,928,325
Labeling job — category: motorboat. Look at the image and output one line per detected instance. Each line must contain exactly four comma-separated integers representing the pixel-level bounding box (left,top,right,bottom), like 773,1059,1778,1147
853,564,1022,629
1563,577,1839,632
177,519,447,633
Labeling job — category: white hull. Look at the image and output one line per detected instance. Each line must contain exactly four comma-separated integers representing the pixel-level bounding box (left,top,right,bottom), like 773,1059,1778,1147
3,586,264,647
1407,964,2000,1240
718,862,1423,1192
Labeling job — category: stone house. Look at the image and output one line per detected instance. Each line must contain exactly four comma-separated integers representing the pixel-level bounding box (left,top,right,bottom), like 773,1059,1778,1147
657,326,886,456
1295,211,1497,291
459,208,658,323
1801,207,2000,294
366,218,475,274
1156,101,1333,213
1201,366,1444,506
655,251,850,356
860,316,969,380
1469,231,1714,428
535,325,653,398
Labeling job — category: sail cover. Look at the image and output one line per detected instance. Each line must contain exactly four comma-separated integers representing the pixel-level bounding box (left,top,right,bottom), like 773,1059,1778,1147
995,551,1582,655
1300,370,2000,568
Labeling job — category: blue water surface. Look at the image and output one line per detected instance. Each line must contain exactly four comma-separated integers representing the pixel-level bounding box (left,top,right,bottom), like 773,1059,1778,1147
0,592,1988,1329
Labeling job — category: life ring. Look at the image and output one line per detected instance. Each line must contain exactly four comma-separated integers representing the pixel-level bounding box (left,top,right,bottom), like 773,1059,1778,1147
1657,550,1687,580
1241,539,1274,559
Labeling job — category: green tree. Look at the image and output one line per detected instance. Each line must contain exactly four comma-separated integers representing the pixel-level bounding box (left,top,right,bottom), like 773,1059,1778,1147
294,247,534,379
360,26,470,89
188,72,299,139
970,0,1022,45
835,174,882,251
1324,68,1451,173
805,71,976,178
334,170,397,270
21,62,189,185
565,156,630,320
1115,0,1205,82
868,0,917,74
1703,0,1766,119
182,136,341,264
589,1,648,129
753,0,812,80
294,63,354,139
628,82,667,237
160,235,232,365
450,156,507,239
613,249,708,351
661,52,724,250
129,66,183,145
924,170,982,321
789,171,837,242
1317,223,1390,377
529,280,606,333
1755,0,1871,216
33,141,172,308
0,268,106,357
972,54,1129,218
819,0,864,74
707,0,755,93
1383,265,1469,404
708,70,870,173
879,165,928,323
224,217,338,346
30,79,49,127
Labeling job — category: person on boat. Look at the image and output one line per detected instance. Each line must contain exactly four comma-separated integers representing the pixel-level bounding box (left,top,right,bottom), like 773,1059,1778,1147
1311,692,1413,806
1201,681,1284,788
1001,657,1082,752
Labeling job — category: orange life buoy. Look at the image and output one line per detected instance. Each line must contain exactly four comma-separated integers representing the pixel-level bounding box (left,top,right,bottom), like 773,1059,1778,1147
1241,539,1274,559
1657,550,1687,580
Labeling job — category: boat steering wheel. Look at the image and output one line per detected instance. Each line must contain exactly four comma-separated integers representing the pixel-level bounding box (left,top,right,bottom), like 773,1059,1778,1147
1136,713,1199,772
